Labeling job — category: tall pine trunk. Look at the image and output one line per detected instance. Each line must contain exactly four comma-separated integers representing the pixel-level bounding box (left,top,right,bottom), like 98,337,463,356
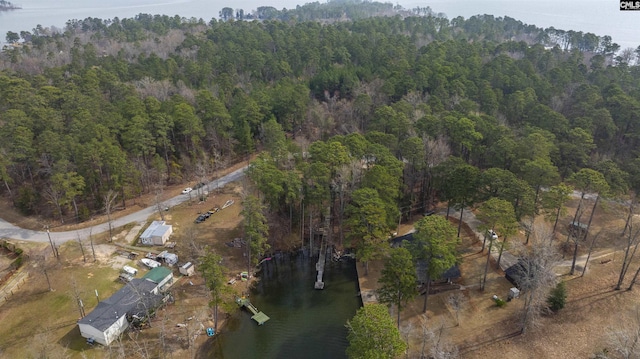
497,236,508,269
481,239,494,291
616,227,640,290
581,232,600,278
457,202,465,238
569,241,579,275
422,278,431,313
622,200,635,237
553,206,561,233
570,195,600,275
628,264,640,291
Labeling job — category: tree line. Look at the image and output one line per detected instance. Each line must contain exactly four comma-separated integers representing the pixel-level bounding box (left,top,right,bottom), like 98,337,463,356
0,2,638,230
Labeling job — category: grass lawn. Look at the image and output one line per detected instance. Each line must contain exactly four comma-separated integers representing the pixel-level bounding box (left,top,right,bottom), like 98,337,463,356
0,242,125,358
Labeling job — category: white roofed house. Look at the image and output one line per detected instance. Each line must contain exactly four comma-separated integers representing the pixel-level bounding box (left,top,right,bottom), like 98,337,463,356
77,279,164,346
139,221,173,246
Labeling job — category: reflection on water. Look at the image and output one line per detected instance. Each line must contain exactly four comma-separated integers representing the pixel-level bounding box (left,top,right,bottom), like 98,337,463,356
202,251,362,359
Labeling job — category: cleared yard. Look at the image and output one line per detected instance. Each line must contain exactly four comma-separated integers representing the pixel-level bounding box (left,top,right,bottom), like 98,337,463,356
358,196,640,359
0,180,248,358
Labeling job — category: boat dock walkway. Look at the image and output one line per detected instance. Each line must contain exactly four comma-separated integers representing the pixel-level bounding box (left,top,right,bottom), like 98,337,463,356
315,209,331,290
315,246,326,289
235,296,270,325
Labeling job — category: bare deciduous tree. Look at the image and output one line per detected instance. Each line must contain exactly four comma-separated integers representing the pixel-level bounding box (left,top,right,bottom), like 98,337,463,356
69,277,86,319
616,218,640,290
608,305,640,359
418,317,460,359
32,254,55,292
516,223,560,334
447,292,467,327
107,335,127,359
154,184,166,222
104,189,118,242
76,231,86,263
29,330,72,359
125,331,154,359
89,228,96,262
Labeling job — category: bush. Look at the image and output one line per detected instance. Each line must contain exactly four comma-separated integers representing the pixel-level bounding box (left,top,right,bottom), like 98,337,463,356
78,205,91,222
494,297,506,307
16,186,38,215
547,281,567,312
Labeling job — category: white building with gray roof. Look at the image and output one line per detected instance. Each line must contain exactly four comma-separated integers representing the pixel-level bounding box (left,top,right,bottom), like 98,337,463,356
77,278,164,345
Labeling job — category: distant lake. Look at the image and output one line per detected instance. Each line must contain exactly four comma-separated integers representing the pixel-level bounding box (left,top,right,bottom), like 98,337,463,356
419,0,640,49
0,0,638,49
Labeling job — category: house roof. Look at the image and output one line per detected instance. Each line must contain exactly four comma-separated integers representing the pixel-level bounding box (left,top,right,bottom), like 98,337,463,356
78,279,161,332
142,266,173,284
390,232,415,248
389,232,460,282
569,221,588,230
504,259,540,289
140,221,171,239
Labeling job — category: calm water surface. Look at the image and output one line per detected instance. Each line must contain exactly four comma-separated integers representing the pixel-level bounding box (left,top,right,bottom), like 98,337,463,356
203,252,362,359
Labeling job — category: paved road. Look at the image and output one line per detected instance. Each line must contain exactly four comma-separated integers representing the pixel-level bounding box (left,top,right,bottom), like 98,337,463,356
0,166,247,244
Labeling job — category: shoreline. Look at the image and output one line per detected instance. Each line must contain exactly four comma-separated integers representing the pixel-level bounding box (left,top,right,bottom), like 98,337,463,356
355,260,379,306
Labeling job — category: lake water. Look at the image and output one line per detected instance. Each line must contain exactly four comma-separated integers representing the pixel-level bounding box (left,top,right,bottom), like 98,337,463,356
418,0,640,50
0,0,638,49
201,251,362,359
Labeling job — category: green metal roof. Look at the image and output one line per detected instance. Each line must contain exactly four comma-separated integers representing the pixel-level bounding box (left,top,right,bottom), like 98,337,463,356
142,266,172,283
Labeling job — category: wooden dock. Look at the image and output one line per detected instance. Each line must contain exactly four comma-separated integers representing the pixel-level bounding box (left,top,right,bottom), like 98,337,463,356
235,296,270,325
315,248,326,289
315,209,331,290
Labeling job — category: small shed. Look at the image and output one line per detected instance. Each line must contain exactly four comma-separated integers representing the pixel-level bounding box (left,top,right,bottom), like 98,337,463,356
179,262,195,276
139,221,173,246
143,266,174,293
157,251,178,266
568,221,588,239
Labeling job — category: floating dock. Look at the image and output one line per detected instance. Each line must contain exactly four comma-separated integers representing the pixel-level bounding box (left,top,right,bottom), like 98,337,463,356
235,296,270,325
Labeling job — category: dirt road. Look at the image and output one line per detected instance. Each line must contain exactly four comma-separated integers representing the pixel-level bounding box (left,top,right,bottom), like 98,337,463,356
0,166,247,243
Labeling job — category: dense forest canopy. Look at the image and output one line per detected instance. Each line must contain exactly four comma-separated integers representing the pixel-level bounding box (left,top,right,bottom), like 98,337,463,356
0,0,639,228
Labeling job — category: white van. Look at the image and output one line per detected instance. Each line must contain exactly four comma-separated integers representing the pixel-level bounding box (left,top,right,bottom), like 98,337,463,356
122,265,138,276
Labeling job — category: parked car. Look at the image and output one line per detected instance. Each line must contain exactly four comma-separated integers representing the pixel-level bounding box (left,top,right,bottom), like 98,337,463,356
182,187,193,194
194,182,206,189
424,210,436,216
194,214,206,223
